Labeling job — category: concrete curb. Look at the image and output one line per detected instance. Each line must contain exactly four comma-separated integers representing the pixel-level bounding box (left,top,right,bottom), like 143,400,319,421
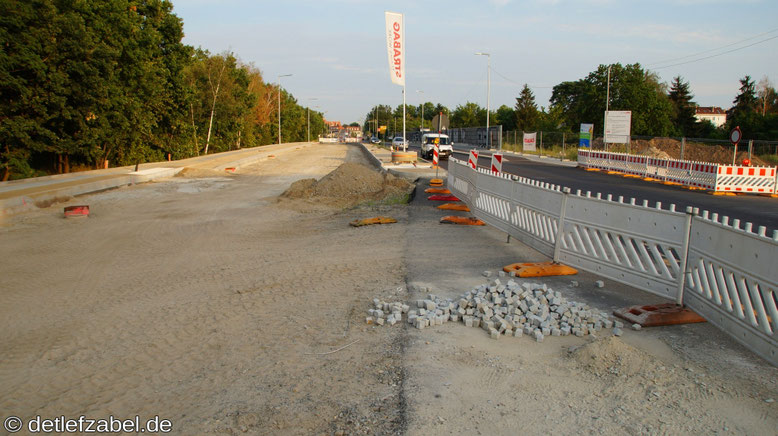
356,142,387,174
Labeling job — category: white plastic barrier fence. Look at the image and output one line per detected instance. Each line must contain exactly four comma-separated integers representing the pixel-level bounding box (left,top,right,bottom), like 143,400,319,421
448,157,778,365
682,212,778,365
577,149,778,194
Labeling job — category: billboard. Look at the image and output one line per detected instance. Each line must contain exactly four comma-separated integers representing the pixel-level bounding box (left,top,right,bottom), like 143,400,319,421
384,12,405,87
579,123,593,148
604,111,631,143
523,132,537,152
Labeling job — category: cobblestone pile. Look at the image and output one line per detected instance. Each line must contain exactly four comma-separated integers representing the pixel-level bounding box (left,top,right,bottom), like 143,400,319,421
367,278,623,341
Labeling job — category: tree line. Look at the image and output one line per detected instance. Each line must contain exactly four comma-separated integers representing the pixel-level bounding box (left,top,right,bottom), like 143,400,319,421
0,0,326,180
366,63,778,142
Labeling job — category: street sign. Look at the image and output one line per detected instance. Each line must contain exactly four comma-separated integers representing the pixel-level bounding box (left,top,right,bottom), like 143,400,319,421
604,111,631,143
431,113,449,131
730,126,742,145
730,126,742,165
491,153,503,174
579,123,593,148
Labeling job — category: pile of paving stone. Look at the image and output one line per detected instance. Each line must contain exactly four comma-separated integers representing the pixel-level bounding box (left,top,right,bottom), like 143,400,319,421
366,278,624,342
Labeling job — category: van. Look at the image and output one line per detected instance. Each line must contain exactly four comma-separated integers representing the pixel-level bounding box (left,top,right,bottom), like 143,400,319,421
420,133,453,160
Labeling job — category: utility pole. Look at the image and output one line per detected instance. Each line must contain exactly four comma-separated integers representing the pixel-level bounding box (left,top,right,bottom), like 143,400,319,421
307,97,318,143
605,65,611,151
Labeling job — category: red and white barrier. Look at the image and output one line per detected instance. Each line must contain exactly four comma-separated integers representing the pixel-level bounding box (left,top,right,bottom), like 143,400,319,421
716,165,777,193
491,153,503,174
468,149,479,170
433,143,439,167
578,149,777,194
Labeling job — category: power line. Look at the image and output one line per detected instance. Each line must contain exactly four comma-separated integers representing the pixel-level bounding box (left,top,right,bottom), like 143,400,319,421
651,34,778,69
491,66,553,89
648,27,778,67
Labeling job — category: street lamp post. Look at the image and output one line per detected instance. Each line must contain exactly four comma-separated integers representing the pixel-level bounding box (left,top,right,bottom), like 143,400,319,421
307,97,318,143
277,73,292,145
605,65,611,151
475,52,491,149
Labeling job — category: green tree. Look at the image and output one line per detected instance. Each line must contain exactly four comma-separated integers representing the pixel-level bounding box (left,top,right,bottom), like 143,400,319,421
728,75,760,134
451,102,485,127
515,85,539,131
363,105,393,137
550,63,674,138
494,105,516,132
0,0,60,179
667,76,697,136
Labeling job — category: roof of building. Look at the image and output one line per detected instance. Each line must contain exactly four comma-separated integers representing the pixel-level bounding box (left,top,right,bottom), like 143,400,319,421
695,106,727,115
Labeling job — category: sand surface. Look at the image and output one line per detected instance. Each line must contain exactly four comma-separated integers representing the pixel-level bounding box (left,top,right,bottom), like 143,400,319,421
1,143,776,435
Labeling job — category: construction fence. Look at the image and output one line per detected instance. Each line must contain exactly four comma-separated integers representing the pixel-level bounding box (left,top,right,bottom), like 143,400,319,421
501,130,778,167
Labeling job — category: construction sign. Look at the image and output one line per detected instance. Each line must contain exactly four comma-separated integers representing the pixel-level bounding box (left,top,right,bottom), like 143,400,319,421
491,153,503,174
468,149,479,170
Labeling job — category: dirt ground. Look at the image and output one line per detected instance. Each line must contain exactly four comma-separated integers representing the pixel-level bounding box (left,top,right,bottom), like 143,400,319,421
1,143,777,435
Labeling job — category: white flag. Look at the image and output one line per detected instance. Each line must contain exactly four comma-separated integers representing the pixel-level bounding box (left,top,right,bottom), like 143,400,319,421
385,11,405,87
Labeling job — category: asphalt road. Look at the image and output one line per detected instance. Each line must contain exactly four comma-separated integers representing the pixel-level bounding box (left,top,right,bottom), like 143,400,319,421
403,143,778,234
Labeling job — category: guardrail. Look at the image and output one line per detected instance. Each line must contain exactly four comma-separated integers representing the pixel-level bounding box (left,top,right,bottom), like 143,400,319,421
578,149,778,194
448,157,778,365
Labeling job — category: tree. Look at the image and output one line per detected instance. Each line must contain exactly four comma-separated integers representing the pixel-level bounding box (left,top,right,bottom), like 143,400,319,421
732,75,758,114
451,102,486,127
363,105,393,136
549,63,674,137
667,76,697,136
515,85,539,132
728,75,760,133
757,76,777,116
0,0,60,179
494,105,516,132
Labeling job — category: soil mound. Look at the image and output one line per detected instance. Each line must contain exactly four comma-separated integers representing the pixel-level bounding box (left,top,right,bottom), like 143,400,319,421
570,336,659,377
281,163,413,209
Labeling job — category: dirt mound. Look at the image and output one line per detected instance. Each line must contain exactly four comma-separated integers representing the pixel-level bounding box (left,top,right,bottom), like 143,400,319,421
176,167,231,178
281,163,413,209
570,336,660,377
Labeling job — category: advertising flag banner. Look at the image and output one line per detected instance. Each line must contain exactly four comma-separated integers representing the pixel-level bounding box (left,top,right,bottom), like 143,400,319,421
523,132,537,152
579,123,593,148
385,12,405,87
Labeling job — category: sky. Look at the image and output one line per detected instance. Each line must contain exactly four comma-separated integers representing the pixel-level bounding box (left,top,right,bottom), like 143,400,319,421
172,0,778,125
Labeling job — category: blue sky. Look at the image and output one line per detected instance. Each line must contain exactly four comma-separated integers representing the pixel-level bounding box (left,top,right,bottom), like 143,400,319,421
173,0,778,125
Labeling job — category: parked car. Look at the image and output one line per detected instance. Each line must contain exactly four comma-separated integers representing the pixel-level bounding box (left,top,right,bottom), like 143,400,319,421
391,136,409,149
370,137,381,144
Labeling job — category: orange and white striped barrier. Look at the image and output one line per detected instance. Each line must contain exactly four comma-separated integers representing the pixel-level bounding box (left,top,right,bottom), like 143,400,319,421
433,143,439,167
716,165,777,193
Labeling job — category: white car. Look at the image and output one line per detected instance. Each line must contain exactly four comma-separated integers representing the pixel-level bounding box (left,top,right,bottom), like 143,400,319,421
391,136,408,149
